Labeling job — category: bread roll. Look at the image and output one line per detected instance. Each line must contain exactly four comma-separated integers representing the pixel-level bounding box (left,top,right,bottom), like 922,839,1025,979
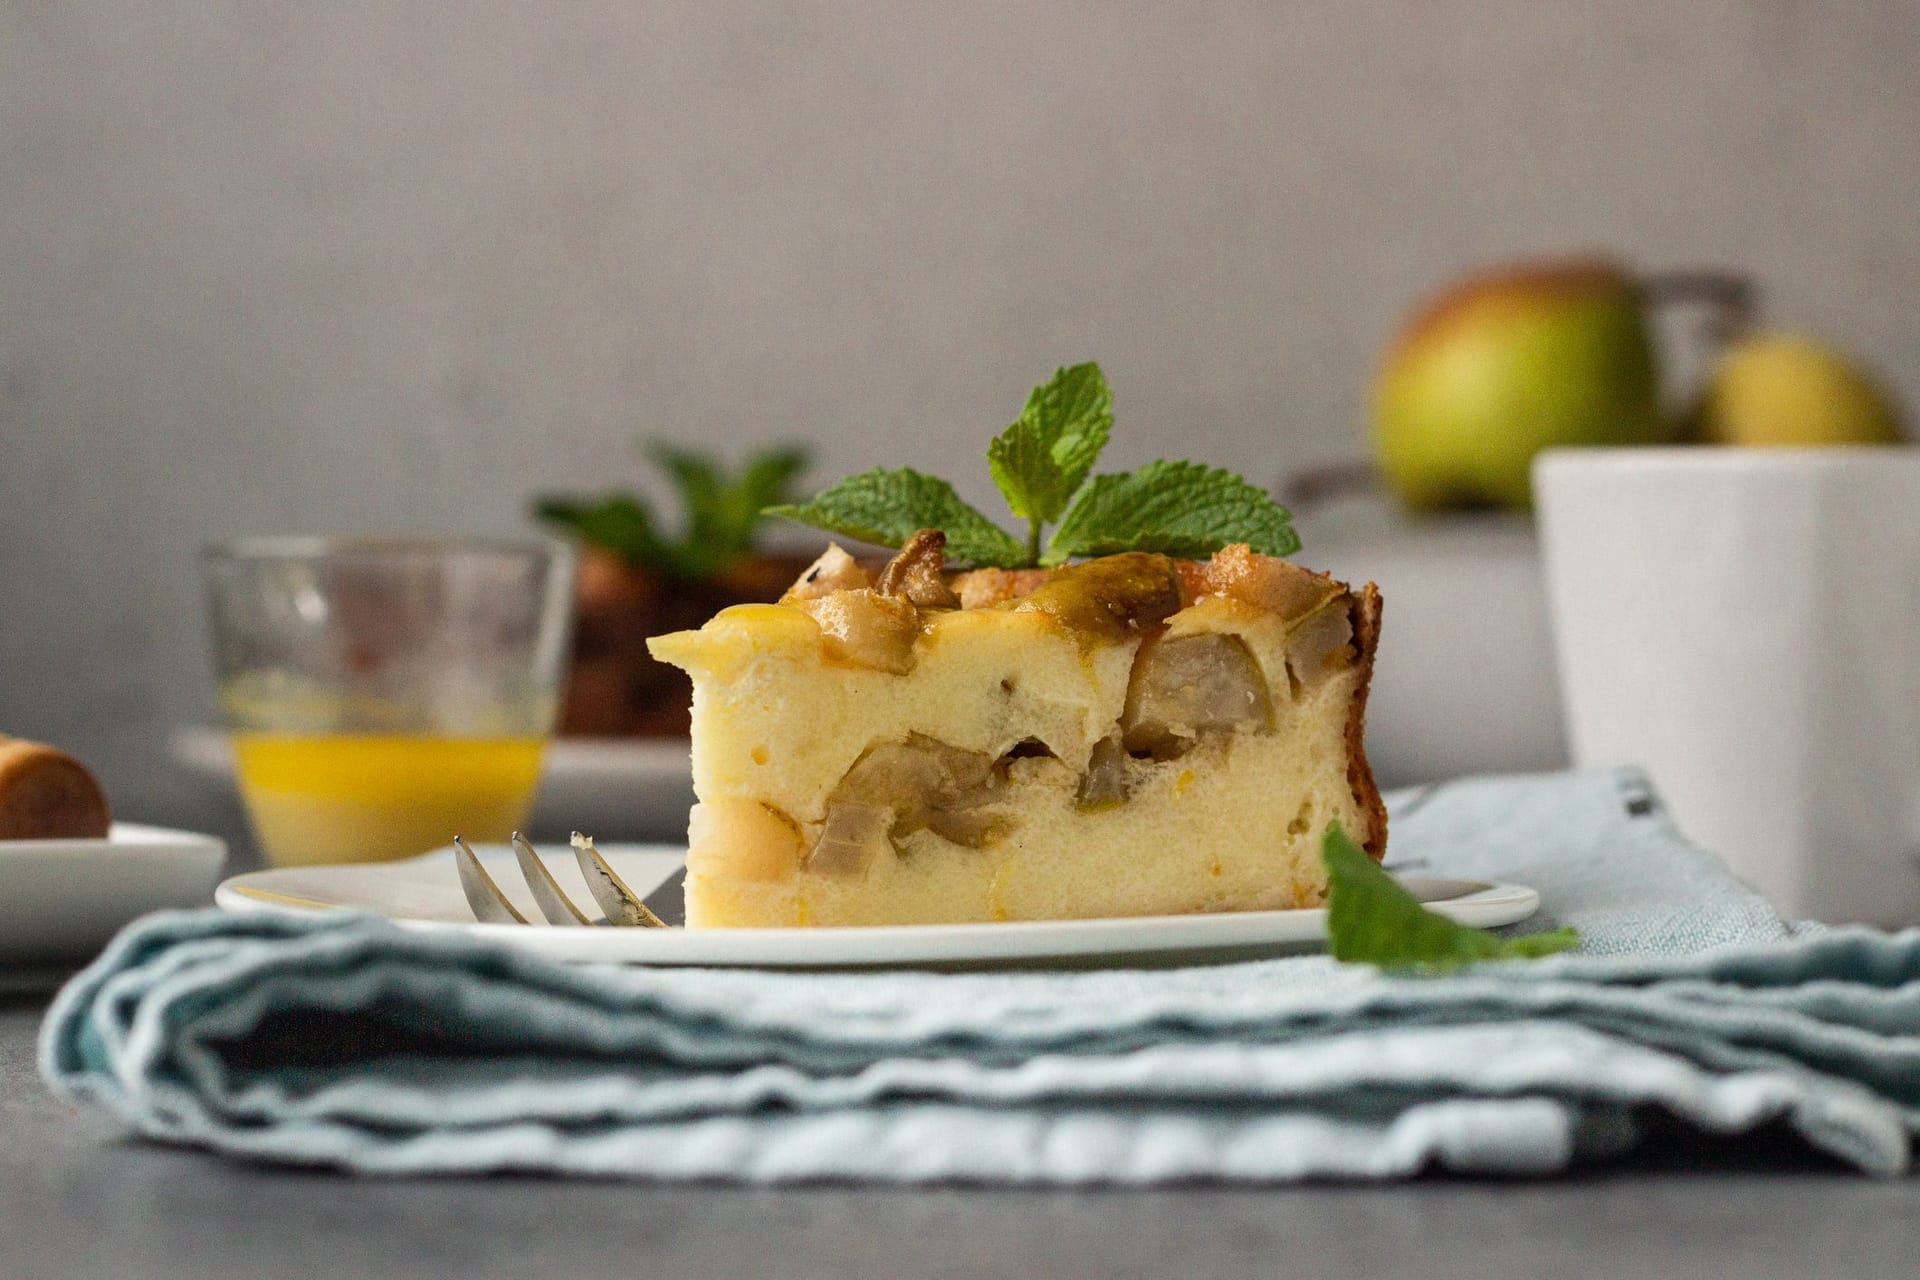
0,736,111,839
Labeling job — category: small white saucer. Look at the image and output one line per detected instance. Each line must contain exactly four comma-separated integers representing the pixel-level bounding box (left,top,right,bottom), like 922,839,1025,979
1,823,227,965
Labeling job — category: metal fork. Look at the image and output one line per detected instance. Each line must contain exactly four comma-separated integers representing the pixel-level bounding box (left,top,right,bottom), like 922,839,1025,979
454,831,673,928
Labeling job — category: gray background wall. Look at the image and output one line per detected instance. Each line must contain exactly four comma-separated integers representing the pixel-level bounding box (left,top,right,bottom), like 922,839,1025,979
4,1,1919,835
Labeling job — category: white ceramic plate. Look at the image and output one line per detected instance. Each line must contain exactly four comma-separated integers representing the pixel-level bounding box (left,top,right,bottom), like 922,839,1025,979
171,727,695,841
0,823,228,965
216,842,1541,968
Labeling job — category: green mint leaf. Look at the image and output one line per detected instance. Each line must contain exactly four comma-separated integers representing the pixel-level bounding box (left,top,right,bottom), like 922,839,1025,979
1322,821,1579,970
645,443,727,549
533,495,668,569
539,443,808,579
708,445,809,557
1044,460,1302,565
734,446,811,521
986,362,1114,528
767,467,1026,568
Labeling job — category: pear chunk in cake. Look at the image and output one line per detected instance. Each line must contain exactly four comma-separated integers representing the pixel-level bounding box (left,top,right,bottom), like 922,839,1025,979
647,534,1384,927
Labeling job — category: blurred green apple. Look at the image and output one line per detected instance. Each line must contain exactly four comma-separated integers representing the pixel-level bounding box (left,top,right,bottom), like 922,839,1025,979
1692,333,1903,447
1370,258,1666,510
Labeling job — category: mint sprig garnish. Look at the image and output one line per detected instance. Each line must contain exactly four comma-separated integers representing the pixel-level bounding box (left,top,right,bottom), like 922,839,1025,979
987,362,1114,564
767,362,1299,569
1322,821,1579,969
765,469,1025,569
1045,461,1302,565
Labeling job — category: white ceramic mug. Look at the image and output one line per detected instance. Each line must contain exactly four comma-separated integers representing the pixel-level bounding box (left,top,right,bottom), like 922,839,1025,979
1534,448,1920,925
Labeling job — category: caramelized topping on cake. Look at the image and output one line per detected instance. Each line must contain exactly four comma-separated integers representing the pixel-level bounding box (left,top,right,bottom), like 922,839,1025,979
956,571,1052,610
1200,543,1338,617
951,566,1052,610
764,538,1370,699
779,537,1346,662
1011,552,1184,640
873,529,960,609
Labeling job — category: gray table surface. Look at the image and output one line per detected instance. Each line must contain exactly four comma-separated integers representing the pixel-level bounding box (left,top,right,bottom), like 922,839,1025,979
5,999,1918,1280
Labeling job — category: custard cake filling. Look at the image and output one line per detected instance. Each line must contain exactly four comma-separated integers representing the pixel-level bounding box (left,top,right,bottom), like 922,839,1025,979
648,533,1384,928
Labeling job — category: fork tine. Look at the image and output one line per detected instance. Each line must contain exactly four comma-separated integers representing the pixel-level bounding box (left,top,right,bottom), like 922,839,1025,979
454,836,528,924
571,832,669,929
512,832,596,926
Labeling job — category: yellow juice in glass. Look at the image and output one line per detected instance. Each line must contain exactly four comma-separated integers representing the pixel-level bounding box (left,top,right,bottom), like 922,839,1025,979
231,734,545,866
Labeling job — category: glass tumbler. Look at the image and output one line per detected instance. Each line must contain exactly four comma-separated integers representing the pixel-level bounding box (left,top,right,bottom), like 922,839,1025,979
203,537,576,866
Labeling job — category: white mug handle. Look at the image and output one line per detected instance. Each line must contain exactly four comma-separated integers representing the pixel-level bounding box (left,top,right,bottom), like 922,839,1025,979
1906,785,1920,872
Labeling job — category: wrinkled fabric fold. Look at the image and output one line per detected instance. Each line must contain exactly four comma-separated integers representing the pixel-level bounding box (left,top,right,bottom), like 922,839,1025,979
39,768,1920,1181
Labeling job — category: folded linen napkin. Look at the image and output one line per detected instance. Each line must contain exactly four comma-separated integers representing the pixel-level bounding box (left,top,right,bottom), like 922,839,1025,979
40,768,1920,1181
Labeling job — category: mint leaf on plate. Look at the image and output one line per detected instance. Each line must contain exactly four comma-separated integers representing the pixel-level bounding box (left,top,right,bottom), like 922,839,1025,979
766,467,1026,568
1045,460,1301,565
987,363,1114,557
1322,821,1578,969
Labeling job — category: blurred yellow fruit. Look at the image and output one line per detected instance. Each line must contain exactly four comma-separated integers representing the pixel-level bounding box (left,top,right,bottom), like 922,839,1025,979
1694,334,1903,447
1371,258,1667,512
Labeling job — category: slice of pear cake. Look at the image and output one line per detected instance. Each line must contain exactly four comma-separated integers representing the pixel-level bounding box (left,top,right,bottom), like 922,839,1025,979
646,531,1385,928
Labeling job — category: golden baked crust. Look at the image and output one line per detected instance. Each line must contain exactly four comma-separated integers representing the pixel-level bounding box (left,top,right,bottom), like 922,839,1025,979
1346,584,1386,860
